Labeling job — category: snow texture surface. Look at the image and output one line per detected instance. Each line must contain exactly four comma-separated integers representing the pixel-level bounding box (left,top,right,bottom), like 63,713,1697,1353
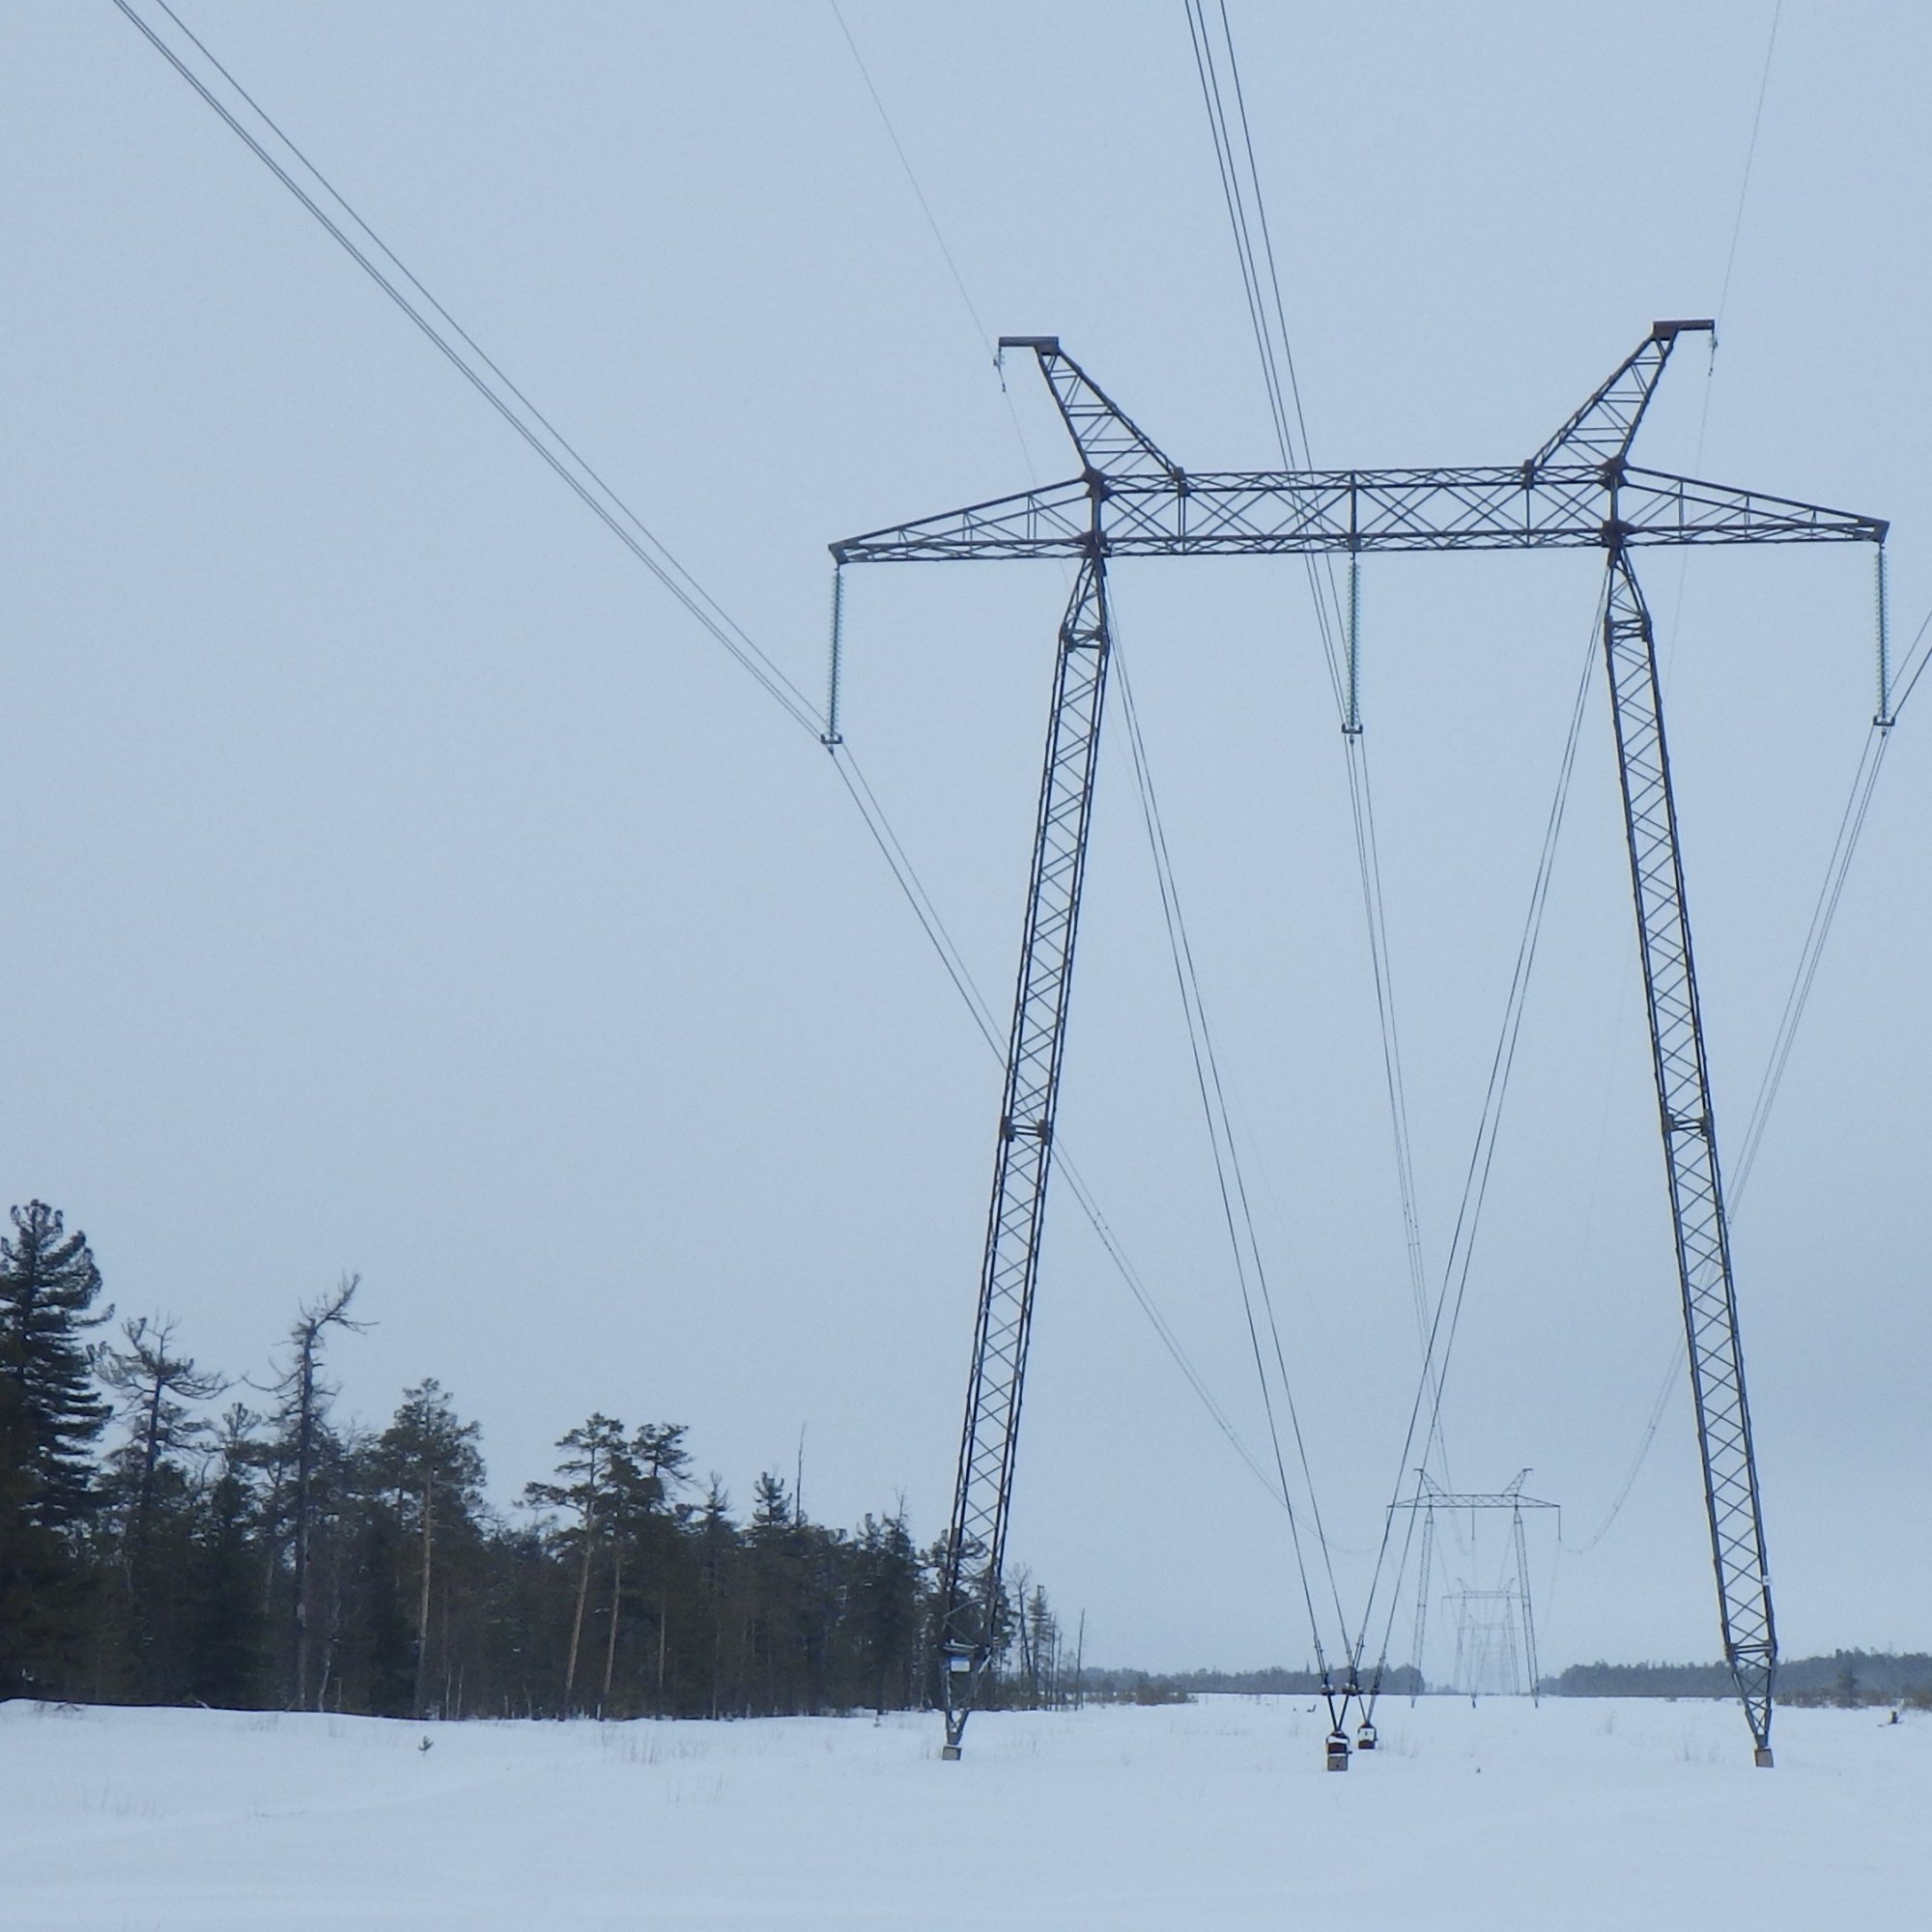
1,1695,1923,1928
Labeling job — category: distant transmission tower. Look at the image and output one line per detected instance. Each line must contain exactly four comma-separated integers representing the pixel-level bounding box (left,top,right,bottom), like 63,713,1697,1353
834,323,1887,1764
1448,1588,1533,1697
1395,1471,1556,1703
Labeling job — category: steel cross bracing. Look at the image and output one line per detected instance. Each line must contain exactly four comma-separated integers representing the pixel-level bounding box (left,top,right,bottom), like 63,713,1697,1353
832,322,1886,1761
1602,548,1779,1760
834,332,1882,567
1448,1589,1533,1697
933,552,1112,1756
1392,1470,1557,1707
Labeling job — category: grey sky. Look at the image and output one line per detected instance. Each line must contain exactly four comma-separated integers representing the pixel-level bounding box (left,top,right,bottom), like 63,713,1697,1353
4,1,1926,1672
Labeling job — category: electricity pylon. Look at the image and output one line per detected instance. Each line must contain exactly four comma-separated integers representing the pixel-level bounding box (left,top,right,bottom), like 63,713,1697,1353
1392,1470,1557,1704
1448,1588,1532,1696
832,323,1886,1763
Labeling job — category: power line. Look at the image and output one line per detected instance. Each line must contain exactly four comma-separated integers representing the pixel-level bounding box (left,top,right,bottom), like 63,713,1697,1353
1182,3,1436,1457
825,5,1045,488
1667,0,1785,659
1888,603,1932,719
114,0,1283,1514
1570,691,1906,1555
825,737,1290,1507
825,2,992,363
1733,724,1890,1197
1353,601,1603,1675
115,0,823,736
1715,1,1785,327
1114,642,1357,1682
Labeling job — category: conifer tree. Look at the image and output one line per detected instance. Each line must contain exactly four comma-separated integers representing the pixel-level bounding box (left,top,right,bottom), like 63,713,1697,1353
270,1274,366,1709
100,1316,228,1692
372,1379,486,1719
625,1423,691,1710
100,1316,227,1549
855,1508,925,1714
0,1201,111,1528
183,1405,271,1709
524,1414,626,1710
0,1202,114,1693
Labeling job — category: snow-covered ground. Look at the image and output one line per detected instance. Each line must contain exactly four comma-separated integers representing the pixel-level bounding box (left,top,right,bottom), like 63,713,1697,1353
1,1693,1923,1929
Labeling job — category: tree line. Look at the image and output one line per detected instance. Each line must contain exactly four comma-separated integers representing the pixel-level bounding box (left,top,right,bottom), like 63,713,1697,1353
1548,1652,1932,1708
0,1200,1076,1720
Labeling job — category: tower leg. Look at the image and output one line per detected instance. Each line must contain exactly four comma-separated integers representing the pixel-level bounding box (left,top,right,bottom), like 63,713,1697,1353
939,552,1113,1756
1408,1508,1435,1706
1513,1506,1541,1705
1601,545,1777,1760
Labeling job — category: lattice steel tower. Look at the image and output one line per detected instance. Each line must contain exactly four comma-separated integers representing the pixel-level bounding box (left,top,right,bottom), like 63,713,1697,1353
832,323,1886,1763
1392,1470,1558,1705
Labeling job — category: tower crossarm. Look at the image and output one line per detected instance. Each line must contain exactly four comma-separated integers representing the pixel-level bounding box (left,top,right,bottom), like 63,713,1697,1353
1391,1475,1559,1515
832,465,1883,564
1392,1489,1559,1514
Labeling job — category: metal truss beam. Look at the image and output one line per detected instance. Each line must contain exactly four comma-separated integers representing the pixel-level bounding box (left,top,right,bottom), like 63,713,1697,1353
1397,1469,1559,1516
937,547,1112,1757
832,463,1882,565
833,327,1881,569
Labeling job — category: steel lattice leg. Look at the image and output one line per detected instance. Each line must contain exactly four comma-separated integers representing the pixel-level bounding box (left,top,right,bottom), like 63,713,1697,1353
939,553,1112,1758
1514,1506,1541,1706
1408,1510,1435,1705
1601,546,1778,1763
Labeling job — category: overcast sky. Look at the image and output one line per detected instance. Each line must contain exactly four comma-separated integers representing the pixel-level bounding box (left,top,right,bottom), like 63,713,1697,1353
4,2,1927,1675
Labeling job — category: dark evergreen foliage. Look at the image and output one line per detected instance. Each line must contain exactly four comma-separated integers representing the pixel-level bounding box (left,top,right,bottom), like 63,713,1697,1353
0,1202,112,1695
0,1202,1079,1723
0,1202,110,1528
1548,1651,1932,1705
7,1199,1918,1728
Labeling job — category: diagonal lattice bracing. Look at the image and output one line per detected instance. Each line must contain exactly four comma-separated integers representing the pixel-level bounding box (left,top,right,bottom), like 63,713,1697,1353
837,323,1879,1760
1602,549,1777,1756
834,465,1881,564
937,550,1112,1754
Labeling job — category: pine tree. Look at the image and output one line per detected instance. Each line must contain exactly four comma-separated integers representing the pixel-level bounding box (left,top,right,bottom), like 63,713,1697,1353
182,1406,271,1710
745,1472,809,1714
625,1423,691,1711
100,1316,226,1551
270,1274,366,1709
524,1414,626,1711
0,1202,111,1696
0,1201,111,1528
371,1379,486,1719
99,1315,227,1695
693,1478,738,1718
854,1508,925,1714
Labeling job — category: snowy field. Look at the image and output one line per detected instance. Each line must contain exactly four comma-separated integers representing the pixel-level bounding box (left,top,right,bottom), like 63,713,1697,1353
2,1693,1924,1929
